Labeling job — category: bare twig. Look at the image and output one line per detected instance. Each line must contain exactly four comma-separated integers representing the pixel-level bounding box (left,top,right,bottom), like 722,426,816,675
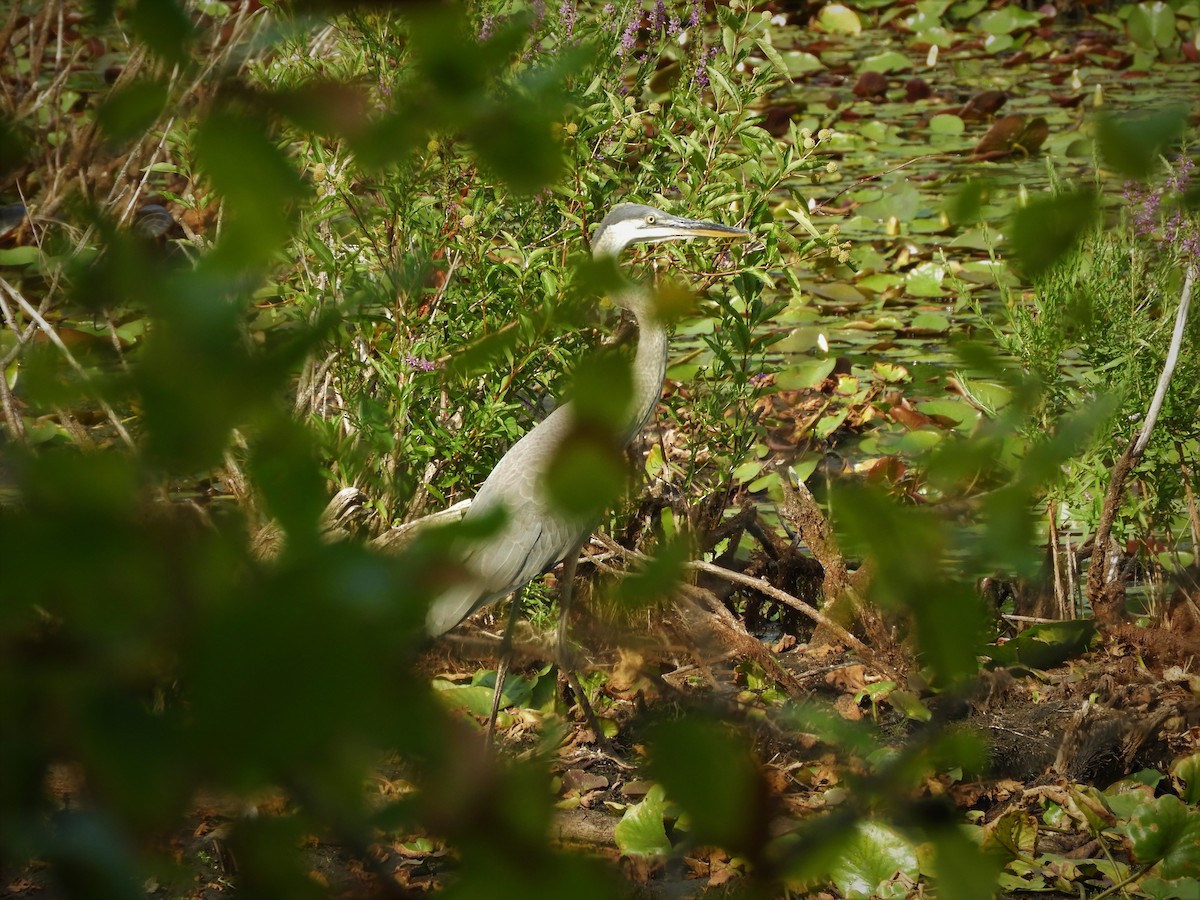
1088,266,1195,622
0,362,26,442
1133,267,1194,457
591,533,897,680
686,557,896,679
0,275,135,448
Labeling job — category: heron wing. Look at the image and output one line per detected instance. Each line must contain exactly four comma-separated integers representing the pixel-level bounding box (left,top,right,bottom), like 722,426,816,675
424,406,592,636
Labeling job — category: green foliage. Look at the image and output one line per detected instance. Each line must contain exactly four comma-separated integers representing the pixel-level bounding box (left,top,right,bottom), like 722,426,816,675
1097,105,1189,179
613,784,671,858
0,1,838,896
8,1,1197,897
1008,187,1097,278
995,203,1200,566
645,716,765,854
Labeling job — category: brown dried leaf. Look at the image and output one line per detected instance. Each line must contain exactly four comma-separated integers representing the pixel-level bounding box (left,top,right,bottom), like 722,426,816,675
958,90,1008,122
853,71,889,100
971,114,1027,160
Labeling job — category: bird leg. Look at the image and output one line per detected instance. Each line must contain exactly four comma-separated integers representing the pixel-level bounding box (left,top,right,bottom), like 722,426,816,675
556,542,614,751
484,587,523,752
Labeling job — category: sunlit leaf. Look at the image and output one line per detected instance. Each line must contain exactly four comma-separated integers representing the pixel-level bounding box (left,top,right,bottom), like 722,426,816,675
829,822,919,900
614,784,671,857
860,51,913,74
777,358,836,389
1173,752,1200,805
819,4,862,34
929,114,965,136
1127,1,1179,50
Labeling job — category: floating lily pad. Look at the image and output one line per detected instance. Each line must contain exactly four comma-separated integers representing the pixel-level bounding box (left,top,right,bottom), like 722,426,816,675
910,311,951,332
783,50,825,75
906,264,948,298
929,113,965,136
859,50,913,74
778,358,836,389
819,4,862,35
974,6,1044,35
808,282,867,304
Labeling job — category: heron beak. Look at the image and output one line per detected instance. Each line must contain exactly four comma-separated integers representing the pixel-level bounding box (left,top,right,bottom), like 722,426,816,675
663,216,751,241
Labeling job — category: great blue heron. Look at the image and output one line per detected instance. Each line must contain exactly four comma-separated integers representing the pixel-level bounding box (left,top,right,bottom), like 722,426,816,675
426,202,749,739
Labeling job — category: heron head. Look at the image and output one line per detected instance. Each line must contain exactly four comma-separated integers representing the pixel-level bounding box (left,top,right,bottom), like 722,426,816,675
591,203,749,258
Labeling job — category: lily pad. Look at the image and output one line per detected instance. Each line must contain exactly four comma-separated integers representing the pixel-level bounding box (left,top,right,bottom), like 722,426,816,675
909,311,951,332
829,822,920,900
929,113,965,136
614,784,671,858
819,4,862,35
974,6,1043,35
859,50,913,74
783,51,825,75
777,358,836,389
906,265,948,298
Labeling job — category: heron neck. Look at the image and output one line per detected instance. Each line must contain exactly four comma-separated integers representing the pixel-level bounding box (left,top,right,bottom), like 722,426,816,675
592,239,668,441
626,297,669,441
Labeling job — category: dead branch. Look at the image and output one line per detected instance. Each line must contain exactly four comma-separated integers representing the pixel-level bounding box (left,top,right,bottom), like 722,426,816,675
1087,266,1195,624
674,584,807,699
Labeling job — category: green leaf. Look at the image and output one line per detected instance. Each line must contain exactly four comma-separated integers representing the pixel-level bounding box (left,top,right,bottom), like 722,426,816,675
128,0,194,64
929,114,965,136
0,246,40,267
974,6,1043,35
1118,794,1200,879
432,681,497,718
1142,876,1200,900
1128,1,1179,49
646,718,763,854
754,37,794,82
1173,752,1200,805
888,689,931,721
859,51,913,74
986,619,1096,669
910,311,951,331
829,822,920,900
1096,106,1188,179
815,408,849,438
783,51,825,75
614,784,671,857
96,79,168,142
906,265,947,299
819,3,862,34
777,358,836,389
1008,189,1097,277
193,111,307,267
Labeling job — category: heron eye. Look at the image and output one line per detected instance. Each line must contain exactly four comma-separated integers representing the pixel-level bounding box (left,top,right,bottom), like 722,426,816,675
645,215,656,224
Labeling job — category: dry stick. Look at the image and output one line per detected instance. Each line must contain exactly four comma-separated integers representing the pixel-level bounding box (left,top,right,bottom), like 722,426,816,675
0,360,25,442
1087,266,1196,618
1048,501,1068,619
1178,443,1200,558
0,276,135,448
591,533,895,680
686,558,898,681
1134,268,1195,457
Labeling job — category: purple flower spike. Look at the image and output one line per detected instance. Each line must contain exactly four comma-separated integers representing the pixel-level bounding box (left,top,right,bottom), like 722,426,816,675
404,355,437,372
559,0,577,40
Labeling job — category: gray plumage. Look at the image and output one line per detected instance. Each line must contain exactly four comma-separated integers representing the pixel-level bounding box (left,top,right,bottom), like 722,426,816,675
425,203,748,636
